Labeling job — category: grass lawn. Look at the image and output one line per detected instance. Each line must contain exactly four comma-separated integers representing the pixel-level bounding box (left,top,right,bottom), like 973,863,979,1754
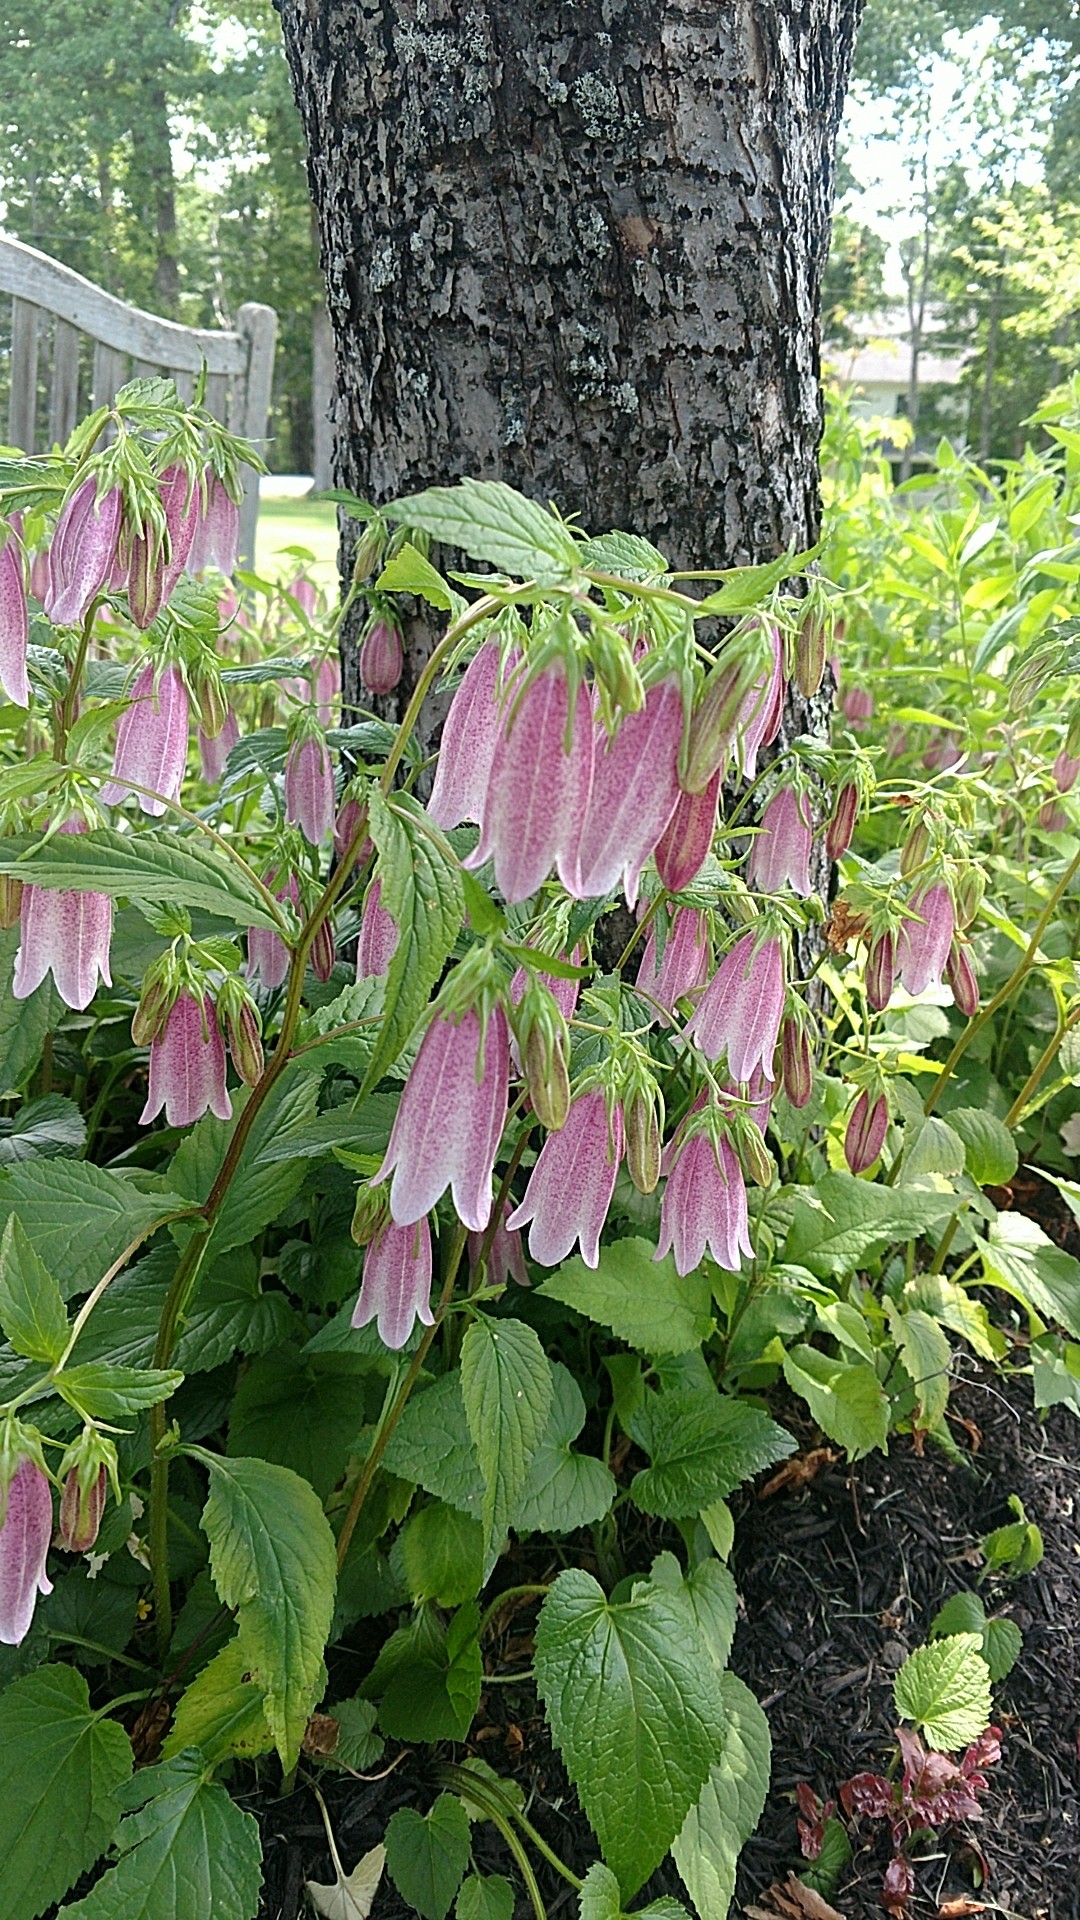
254,494,340,593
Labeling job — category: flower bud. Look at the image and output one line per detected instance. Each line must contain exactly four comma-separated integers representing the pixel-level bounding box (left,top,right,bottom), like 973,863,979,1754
351,1181,389,1248
226,998,265,1086
839,684,873,728
780,1016,813,1108
131,957,176,1047
794,608,827,700
684,636,769,795
953,863,984,930
523,1019,571,1133
1054,747,1080,794
844,1089,888,1174
125,529,165,630
57,1461,108,1554
1067,707,1080,760
0,875,23,931
1039,799,1068,832
311,919,337,983
359,614,404,695
334,795,371,867
899,814,931,879
625,1090,662,1196
193,668,229,740
351,518,386,586
945,940,979,1019
737,1117,774,1189
825,782,859,862
864,930,895,1013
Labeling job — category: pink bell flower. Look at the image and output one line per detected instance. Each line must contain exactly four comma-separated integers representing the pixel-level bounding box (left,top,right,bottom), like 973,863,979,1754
656,1130,752,1276
139,990,232,1129
44,477,122,628
351,1216,434,1350
334,795,369,862
246,872,299,992
1055,747,1080,794
739,1064,776,1134
356,877,399,979
467,660,594,903
636,907,709,1012
1039,799,1068,832
896,882,955,997
13,816,112,1012
287,575,318,618
839,684,873,729
377,1004,509,1232
654,767,721,893
428,642,505,832
188,474,240,577
467,1199,530,1288
359,617,404,696
844,1089,888,1174
198,707,240,785
158,464,202,602
0,535,30,707
0,1457,53,1646
284,732,335,844
575,677,683,905
686,932,785,1084
313,655,339,726
507,1088,624,1268
737,623,786,778
101,661,190,816
748,786,814,897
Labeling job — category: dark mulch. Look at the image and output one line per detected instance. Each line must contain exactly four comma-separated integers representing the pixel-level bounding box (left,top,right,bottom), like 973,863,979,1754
254,1363,1080,1920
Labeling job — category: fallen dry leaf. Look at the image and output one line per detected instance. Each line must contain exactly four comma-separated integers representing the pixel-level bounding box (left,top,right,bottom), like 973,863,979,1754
938,1901,987,1917
759,1448,837,1498
302,1712,340,1757
743,1873,845,1920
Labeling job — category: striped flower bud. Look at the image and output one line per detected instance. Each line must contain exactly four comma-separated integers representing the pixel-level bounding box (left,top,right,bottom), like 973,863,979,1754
825,782,859,862
359,614,404,695
625,1088,662,1196
844,1089,888,1174
945,940,979,1019
865,930,895,1013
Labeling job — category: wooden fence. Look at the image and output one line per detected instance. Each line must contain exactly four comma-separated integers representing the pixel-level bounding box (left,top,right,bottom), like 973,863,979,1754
0,235,277,570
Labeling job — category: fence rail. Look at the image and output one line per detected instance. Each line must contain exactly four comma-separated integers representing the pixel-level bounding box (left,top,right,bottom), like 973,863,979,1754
0,235,277,569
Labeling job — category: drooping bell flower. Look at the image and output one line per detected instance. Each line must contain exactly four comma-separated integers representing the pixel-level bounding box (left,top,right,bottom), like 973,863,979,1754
101,661,190,816
865,930,895,1012
839,684,873,729
139,991,232,1128
0,1454,53,1646
198,708,240,785
656,1128,753,1276
636,907,709,1013
683,625,773,794
945,939,979,1018
13,819,112,1012
467,658,594,903
654,768,721,892
844,1088,888,1174
748,785,814,897
43,476,122,627
507,1088,624,1268
357,876,399,980
575,677,683,905
359,615,404,696
737,622,786,779
825,782,859,862
923,730,964,773
313,655,339,727
467,1200,530,1289
287,574,318,618
188,473,240,577
686,931,786,1085
158,463,202,603
0,533,30,707
1055,747,1080,794
376,1003,509,1233
351,1216,434,1350
428,641,506,833
896,882,955,997
334,794,370,863
246,871,299,993
284,729,335,845
310,917,337,983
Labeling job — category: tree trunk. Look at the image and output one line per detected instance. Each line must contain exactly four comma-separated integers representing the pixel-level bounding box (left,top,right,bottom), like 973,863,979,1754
277,0,862,724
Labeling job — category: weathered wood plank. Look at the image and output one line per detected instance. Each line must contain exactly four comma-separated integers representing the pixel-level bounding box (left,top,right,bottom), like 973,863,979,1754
48,320,81,446
91,342,127,411
0,235,245,375
204,371,228,423
236,302,278,569
8,298,39,451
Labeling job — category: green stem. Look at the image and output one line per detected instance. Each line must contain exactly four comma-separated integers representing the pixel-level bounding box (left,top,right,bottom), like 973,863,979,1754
476,1583,551,1645
1003,1002,1080,1131
436,1761,582,1894
55,601,100,759
925,845,1080,1117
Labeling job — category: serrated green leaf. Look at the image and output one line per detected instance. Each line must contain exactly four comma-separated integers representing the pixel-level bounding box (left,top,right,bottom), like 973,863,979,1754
0,1161,190,1301
322,1696,384,1772
783,1174,956,1278
387,479,581,582
672,1671,772,1920
456,1874,515,1920
169,1069,320,1258
461,1317,552,1576
978,1212,1080,1337
383,1373,485,1515
56,1361,183,1420
578,1863,621,1920
699,1497,735,1559
400,1502,484,1607
579,531,669,578
690,550,814,615
370,1603,482,1742
162,1636,272,1766
512,1362,616,1535
1032,1330,1080,1414
385,1795,471,1920
189,1449,337,1770
642,1553,737,1676
886,1304,952,1428
893,1633,992,1751
227,1349,369,1500
782,1346,889,1459
534,1567,728,1898
0,1094,86,1165
0,1214,68,1362
0,1665,132,1920
629,1387,794,1517
60,1750,262,1920
253,1100,395,1164
538,1239,714,1354
375,542,458,610
930,1591,987,1639
361,791,463,1095
904,1115,966,1179
0,829,286,932
983,1615,1023,1681
945,1107,1018,1186
39,1565,138,1667
54,1246,294,1378
0,925,66,1095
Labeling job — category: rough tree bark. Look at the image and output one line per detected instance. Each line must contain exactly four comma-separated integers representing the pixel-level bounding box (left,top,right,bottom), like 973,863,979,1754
276,0,862,746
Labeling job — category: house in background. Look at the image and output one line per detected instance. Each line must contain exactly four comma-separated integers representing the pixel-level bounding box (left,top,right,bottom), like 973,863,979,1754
825,314,970,478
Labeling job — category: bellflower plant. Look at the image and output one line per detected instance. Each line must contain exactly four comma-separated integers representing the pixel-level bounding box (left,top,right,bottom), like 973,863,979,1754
351,1216,434,1350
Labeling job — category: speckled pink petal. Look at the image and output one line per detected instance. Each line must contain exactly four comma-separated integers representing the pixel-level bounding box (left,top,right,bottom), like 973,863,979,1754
101,662,190,816
470,664,595,903
140,992,232,1128
507,1089,623,1268
352,1216,434,1349
575,677,683,904
0,538,30,708
428,642,505,832
0,1458,54,1647
654,767,721,893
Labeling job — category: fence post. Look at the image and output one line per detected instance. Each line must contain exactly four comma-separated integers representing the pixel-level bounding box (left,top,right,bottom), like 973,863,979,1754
236,303,278,573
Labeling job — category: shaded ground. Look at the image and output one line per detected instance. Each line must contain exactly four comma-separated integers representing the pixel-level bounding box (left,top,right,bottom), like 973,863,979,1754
256,1363,1080,1920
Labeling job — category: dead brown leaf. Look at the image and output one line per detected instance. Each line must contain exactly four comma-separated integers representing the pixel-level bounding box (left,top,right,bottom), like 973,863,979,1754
938,1902,987,1917
759,1449,837,1499
303,1712,340,1757
743,1873,845,1920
